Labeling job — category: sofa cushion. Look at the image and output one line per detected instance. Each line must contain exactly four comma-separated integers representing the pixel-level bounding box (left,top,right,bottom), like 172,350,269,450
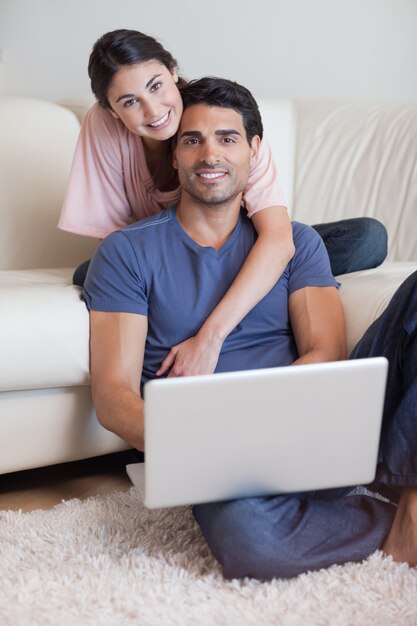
2,263,416,394
0,269,90,392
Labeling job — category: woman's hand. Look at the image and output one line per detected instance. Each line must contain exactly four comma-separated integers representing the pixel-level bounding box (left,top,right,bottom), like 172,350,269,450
156,332,223,377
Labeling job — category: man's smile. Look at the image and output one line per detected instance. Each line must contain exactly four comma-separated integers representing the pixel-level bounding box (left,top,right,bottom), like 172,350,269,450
195,168,228,182
197,171,226,180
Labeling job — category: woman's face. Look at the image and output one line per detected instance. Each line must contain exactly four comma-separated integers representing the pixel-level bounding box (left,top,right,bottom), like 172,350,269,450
107,60,183,144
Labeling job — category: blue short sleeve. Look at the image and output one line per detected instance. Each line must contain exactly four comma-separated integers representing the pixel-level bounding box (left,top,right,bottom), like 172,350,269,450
288,223,339,294
83,231,148,315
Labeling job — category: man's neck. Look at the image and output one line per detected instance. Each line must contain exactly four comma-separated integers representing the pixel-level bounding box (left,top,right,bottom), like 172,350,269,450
175,195,243,251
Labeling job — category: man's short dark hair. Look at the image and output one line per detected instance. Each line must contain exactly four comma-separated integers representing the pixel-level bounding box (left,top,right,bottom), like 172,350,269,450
179,77,263,144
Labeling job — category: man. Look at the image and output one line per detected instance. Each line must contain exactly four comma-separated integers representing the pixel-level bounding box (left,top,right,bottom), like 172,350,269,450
84,77,417,579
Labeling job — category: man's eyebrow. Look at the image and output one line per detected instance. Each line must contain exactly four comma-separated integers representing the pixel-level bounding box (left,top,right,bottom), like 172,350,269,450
179,130,203,139
179,129,242,139
115,74,162,103
215,129,241,137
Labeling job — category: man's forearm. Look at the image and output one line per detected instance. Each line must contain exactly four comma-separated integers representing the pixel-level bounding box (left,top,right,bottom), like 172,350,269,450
93,383,145,451
292,345,346,366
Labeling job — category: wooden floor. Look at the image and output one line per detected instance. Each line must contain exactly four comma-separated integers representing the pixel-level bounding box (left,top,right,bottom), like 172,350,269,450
0,450,142,512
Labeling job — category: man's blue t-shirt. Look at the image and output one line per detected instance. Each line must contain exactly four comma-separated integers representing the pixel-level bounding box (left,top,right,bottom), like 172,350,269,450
83,206,338,387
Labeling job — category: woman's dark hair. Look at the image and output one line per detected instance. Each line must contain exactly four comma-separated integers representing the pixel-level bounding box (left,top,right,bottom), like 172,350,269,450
179,77,263,143
88,29,186,108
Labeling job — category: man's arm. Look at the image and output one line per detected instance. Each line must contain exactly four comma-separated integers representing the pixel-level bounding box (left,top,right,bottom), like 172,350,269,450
89,310,148,451
289,286,346,365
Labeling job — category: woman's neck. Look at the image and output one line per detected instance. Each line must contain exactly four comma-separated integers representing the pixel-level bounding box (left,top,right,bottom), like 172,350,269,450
141,137,178,192
141,135,168,157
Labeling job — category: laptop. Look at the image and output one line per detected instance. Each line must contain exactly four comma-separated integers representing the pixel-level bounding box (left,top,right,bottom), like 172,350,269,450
127,357,388,509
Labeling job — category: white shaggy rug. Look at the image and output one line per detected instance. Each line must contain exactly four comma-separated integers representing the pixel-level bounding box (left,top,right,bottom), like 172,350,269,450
1,487,417,626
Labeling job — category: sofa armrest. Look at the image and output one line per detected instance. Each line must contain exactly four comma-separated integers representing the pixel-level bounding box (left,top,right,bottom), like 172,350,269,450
337,262,417,353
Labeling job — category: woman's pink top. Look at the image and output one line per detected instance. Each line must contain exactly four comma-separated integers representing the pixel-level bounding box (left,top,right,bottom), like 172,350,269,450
58,103,286,239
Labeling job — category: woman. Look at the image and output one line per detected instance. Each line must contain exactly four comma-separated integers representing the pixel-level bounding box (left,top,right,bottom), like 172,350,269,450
59,29,387,376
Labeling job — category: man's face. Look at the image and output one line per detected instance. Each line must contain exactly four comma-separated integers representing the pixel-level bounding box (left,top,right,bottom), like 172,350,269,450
173,104,260,206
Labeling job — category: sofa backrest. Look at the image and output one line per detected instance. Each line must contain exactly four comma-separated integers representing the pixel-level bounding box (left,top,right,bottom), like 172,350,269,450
260,99,417,262
2,96,415,270
62,96,417,263
255,99,296,212
0,97,98,270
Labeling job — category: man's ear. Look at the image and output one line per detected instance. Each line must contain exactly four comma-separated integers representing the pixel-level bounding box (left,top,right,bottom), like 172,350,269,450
250,135,261,164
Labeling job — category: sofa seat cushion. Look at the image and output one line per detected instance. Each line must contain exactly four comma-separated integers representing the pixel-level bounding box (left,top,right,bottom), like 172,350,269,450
2,263,416,393
0,269,90,392
338,262,417,353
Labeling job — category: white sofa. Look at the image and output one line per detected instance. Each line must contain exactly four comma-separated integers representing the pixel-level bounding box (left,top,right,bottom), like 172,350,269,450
0,96,416,475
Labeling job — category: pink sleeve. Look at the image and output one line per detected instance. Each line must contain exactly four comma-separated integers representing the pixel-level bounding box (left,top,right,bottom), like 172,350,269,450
58,104,133,238
243,137,287,218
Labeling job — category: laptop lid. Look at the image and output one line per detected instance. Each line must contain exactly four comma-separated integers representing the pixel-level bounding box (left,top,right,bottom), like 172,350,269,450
127,357,388,509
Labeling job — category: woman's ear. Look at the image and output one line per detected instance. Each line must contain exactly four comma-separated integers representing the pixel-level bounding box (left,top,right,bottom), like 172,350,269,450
109,108,120,120
171,68,179,83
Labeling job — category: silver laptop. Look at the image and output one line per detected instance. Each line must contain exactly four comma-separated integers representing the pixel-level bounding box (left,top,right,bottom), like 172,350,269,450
127,357,388,509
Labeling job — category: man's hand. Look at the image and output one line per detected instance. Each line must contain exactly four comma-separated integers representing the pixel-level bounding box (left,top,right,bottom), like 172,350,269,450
156,332,223,377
